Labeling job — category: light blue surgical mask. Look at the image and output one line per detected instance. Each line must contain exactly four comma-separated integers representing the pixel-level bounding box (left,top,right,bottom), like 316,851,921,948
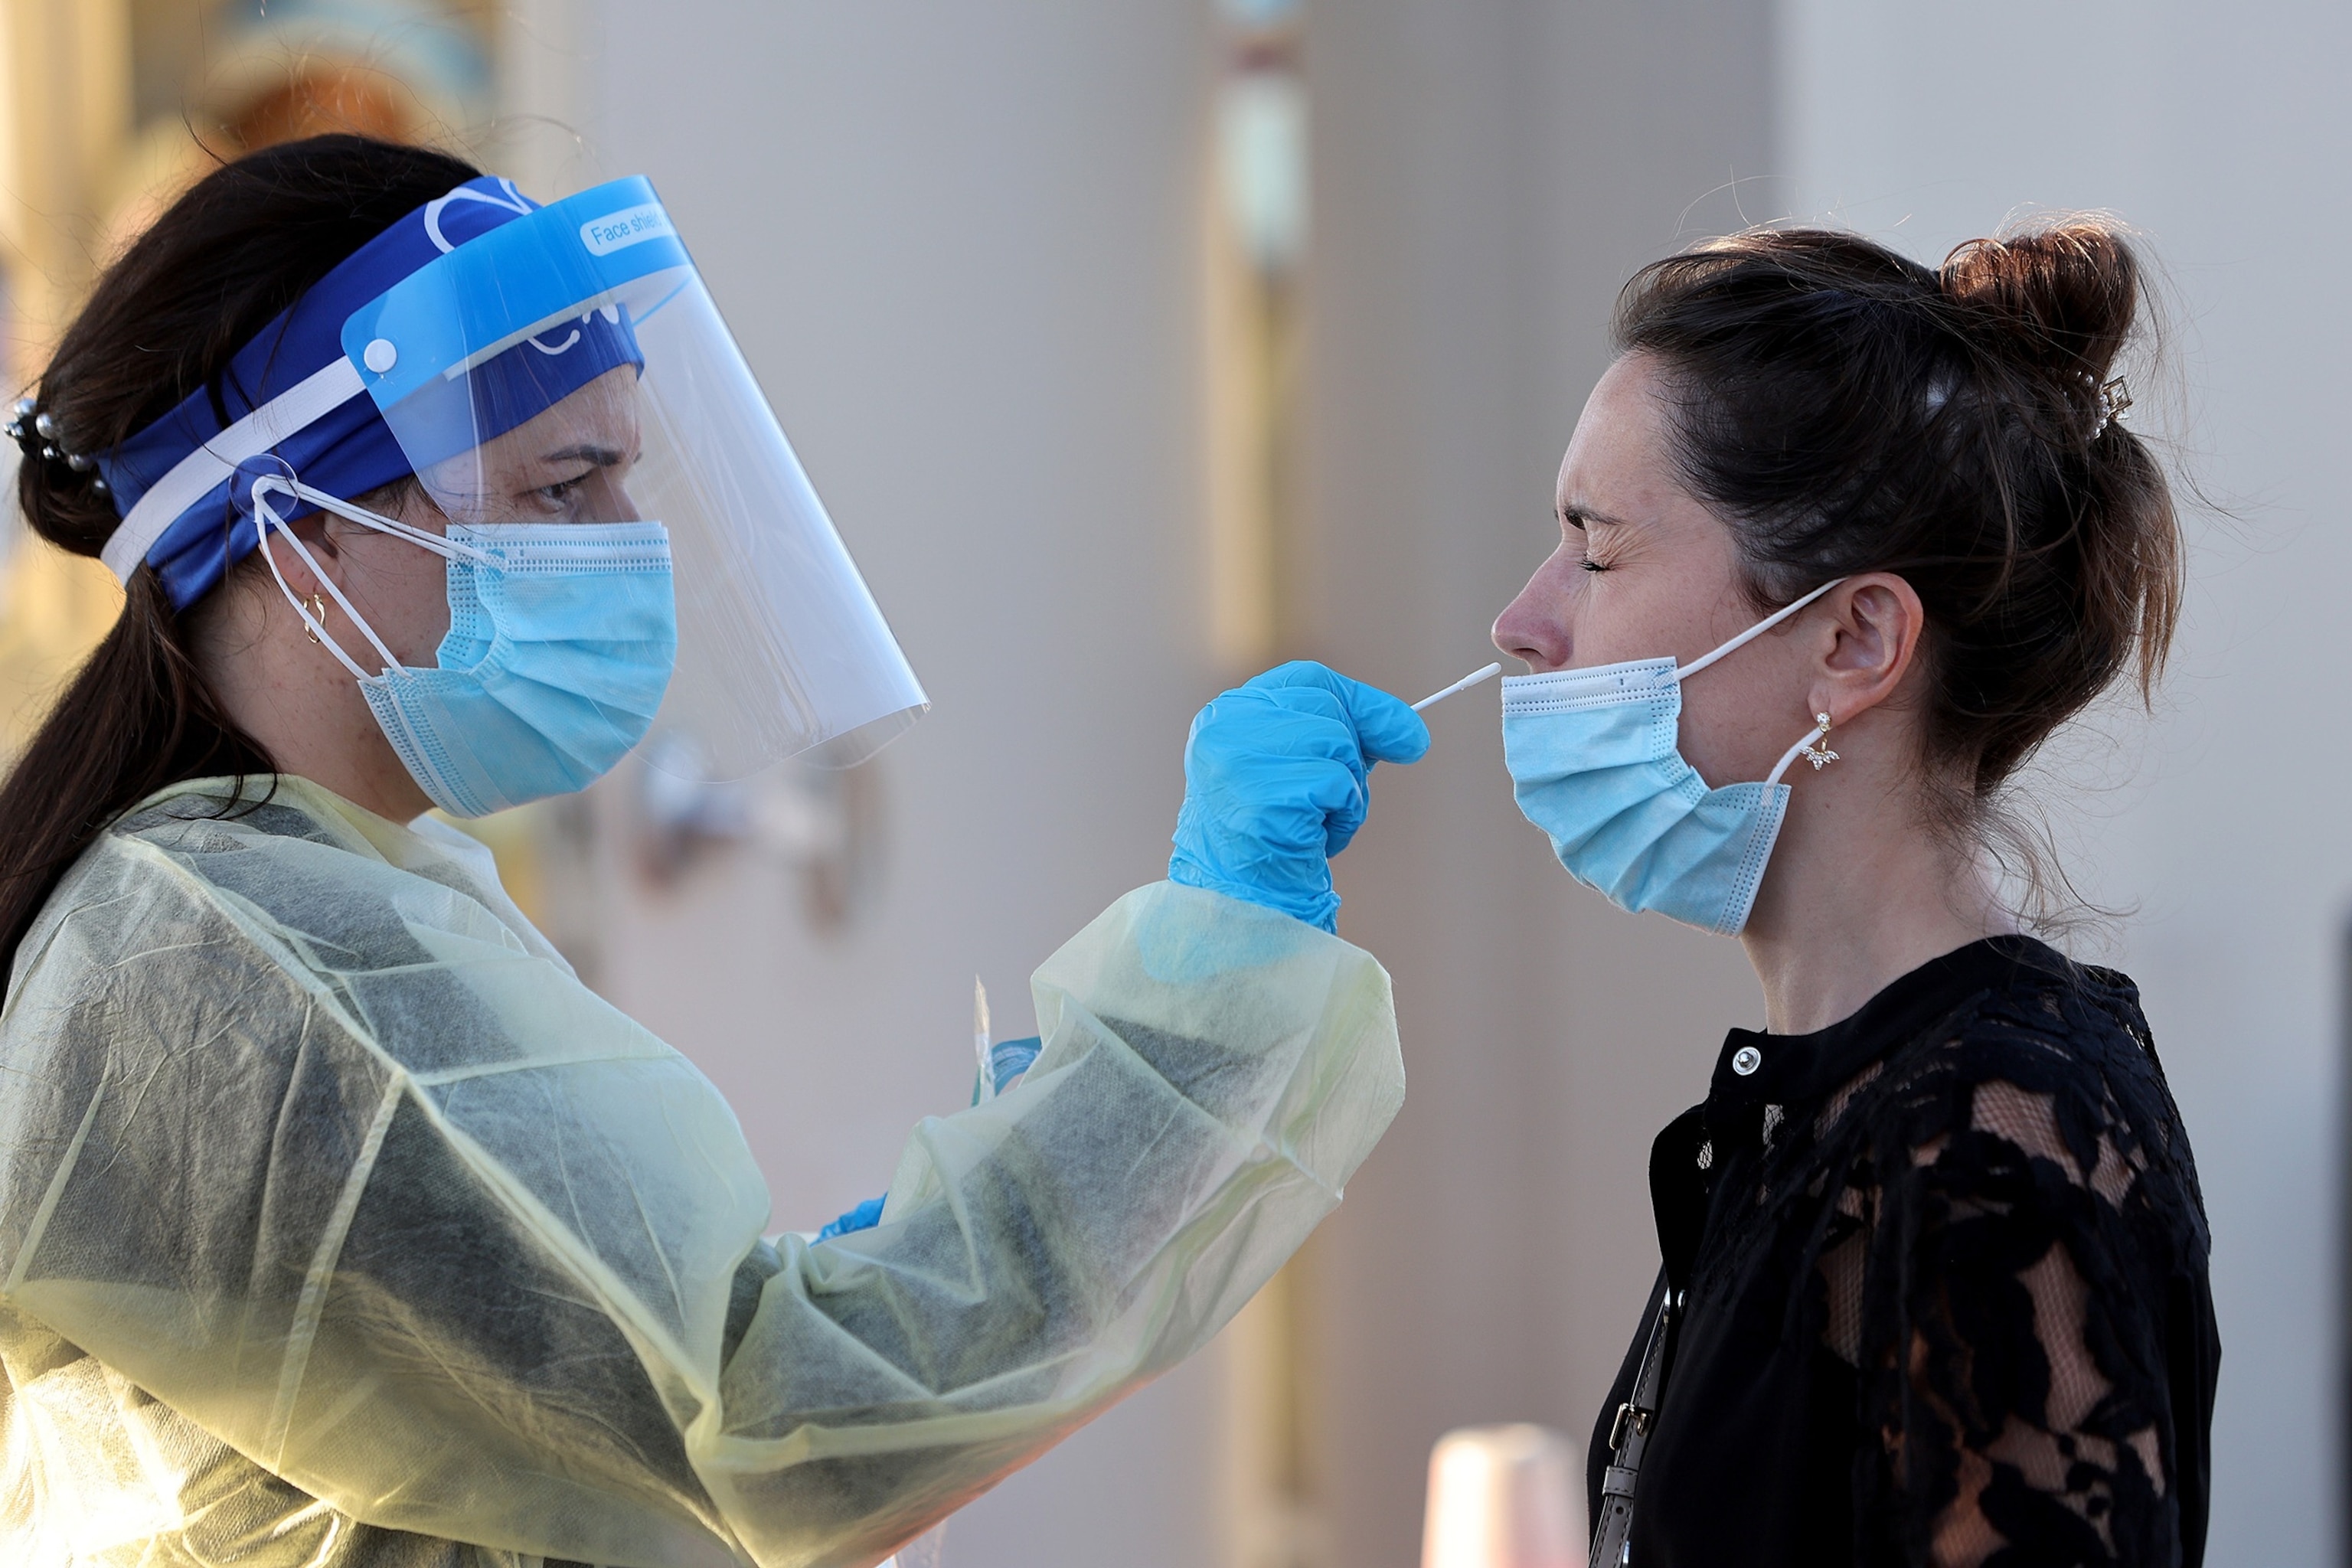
248,476,678,818
1500,579,1844,936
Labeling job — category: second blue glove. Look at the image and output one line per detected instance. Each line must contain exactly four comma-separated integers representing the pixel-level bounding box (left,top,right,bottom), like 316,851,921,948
1168,662,1429,933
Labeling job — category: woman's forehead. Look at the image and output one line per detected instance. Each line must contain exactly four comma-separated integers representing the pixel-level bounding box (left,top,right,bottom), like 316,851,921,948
488,366,642,459
1558,364,1684,514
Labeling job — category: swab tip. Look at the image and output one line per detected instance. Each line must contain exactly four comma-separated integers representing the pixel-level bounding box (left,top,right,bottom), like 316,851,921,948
1410,661,1504,712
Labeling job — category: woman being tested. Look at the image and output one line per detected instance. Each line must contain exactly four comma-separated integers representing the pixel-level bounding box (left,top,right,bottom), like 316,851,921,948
1490,222,2219,1564
0,138,1427,1566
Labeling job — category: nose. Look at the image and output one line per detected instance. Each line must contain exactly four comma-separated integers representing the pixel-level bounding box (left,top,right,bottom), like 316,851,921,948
585,468,642,524
1491,550,1577,671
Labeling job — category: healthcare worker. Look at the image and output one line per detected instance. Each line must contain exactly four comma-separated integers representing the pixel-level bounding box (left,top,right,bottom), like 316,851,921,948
0,137,1427,1567
1491,220,2219,1565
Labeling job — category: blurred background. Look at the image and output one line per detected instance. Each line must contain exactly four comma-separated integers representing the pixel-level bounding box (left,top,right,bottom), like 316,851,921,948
0,0,2339,1562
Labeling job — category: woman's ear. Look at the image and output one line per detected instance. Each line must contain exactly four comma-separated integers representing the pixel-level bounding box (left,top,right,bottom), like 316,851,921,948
260,515,341,600
1808,573,1924,725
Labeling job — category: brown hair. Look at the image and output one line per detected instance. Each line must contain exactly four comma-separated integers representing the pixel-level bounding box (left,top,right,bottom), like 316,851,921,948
0,135,480,969
1614,219,2181,879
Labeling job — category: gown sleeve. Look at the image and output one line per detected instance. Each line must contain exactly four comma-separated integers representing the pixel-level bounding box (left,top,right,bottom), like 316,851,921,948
1850,1023,2207,1568
0,809,1404,1568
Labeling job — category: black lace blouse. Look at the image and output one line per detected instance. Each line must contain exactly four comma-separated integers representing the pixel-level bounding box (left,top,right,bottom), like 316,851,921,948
1586,936,2219,1566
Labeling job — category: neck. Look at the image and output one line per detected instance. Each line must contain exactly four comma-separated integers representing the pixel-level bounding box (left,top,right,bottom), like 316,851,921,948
1740,785,2017,1036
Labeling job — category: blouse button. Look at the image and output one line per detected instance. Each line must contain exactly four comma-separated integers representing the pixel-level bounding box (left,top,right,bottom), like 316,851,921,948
1731,1045,1762,1076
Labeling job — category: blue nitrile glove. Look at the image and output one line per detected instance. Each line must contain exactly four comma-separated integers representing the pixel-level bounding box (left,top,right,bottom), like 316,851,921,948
816,1194,886,1242
1168,661,1430,933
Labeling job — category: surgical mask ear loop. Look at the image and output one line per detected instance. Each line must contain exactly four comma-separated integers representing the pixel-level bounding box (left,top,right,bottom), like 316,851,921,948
277,474,499,565
1673,579,1850,789
247,473,498,681
251,480,397,680
1673,577,1849,684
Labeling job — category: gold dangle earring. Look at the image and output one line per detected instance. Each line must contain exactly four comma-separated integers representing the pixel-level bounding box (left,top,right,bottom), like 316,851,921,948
302,592,328,645
1799,711,1839,770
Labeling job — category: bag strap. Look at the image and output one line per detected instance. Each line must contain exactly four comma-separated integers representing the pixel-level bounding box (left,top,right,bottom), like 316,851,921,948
1589,1282,1674,1567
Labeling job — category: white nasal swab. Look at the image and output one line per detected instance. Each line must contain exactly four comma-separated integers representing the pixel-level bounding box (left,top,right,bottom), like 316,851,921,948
1411,662,1504,712
973,977,994,1103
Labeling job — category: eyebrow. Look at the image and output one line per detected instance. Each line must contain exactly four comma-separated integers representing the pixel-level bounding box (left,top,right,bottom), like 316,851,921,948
1559,502,1632,527
542,443,632,469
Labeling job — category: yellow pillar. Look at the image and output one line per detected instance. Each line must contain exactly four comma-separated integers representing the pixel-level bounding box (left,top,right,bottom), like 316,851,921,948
0,0,135,753
1203,0,1308,676
0,0,133,366
1207,11,1329,1565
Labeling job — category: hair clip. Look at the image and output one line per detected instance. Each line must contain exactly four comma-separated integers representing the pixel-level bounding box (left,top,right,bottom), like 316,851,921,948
2092,374,2132,437
5,394,108,492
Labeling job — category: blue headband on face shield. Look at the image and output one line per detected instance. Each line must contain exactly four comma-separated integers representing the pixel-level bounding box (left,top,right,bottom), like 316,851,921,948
97,177,645,612
372,302,644,475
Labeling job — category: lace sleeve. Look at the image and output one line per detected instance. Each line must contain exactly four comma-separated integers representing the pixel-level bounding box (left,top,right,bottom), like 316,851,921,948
1850,1042,2197,1566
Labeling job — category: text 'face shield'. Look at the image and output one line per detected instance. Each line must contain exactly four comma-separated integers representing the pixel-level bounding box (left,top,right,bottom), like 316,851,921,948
343,177,928,777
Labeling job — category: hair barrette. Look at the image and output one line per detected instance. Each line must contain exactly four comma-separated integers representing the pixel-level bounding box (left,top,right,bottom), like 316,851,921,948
4,395,109,494
2089,374,2132,438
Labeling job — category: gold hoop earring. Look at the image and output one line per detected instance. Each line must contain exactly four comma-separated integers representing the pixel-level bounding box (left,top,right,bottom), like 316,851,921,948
1800,711,1839,770
302,592,327,645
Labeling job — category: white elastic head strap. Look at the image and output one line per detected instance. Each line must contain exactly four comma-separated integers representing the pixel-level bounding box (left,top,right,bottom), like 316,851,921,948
1672,577,1848,684
247,473,498,681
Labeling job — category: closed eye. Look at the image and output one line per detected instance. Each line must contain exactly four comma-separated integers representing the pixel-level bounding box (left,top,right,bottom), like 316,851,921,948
1560,508,1614,571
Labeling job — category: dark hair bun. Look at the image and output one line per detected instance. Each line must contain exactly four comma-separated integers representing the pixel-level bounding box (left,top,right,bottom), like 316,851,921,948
1941,220,2142,431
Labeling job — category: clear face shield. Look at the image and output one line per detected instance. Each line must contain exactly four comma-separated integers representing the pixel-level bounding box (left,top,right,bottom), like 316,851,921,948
339,177,927,794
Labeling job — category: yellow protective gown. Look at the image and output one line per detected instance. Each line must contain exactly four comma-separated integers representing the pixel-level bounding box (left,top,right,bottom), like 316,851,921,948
0,778,1404,1567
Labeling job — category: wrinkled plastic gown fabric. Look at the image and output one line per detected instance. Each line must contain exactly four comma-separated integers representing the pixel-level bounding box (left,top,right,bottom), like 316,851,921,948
0,778,1404,1568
